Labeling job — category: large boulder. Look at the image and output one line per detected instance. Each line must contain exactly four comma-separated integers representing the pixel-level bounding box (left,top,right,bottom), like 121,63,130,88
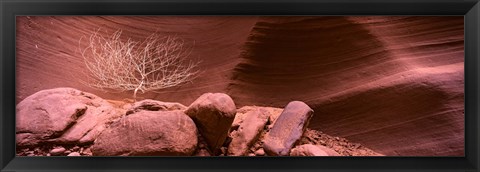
91,110,198,156
228,108,269,156
16,87,123,146
263,101,314,156
185,93,236,154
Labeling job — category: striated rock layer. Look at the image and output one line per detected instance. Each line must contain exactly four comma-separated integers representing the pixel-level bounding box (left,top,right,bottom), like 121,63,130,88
16,16,464,156
16,16,258,104
227,17,464,156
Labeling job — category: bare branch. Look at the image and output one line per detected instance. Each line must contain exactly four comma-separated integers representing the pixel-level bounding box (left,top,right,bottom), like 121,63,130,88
81,30,200,100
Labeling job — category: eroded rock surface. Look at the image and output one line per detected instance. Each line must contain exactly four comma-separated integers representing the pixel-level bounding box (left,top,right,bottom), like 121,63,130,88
17,16,464,156
263,101,314,156
228,108,269,156
92,110,197,156
185,93,236,154
290,144,329,156
16,88,123,146
125,99,187,115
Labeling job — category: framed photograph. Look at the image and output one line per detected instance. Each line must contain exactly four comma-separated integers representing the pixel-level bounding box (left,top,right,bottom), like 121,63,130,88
1,0,479,171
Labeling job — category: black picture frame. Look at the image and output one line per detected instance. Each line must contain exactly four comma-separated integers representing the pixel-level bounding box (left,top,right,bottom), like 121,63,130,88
1,0,479,172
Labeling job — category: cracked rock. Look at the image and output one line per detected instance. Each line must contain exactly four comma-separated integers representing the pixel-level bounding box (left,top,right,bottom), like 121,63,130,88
92,110,197,156
16,88,124,147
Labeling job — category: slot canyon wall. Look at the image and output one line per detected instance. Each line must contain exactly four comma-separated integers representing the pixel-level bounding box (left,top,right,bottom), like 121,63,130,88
16,16,464,156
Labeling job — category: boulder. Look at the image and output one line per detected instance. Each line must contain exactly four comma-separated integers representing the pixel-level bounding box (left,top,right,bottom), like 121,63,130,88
185,93,236,154
91,110,197,156
16,87,123,147
290,144,329,156
125,99,187,115
228,108,269,156
263,101,314,156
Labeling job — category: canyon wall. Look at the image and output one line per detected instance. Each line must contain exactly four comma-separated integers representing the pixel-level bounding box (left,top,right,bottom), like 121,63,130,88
16,16,464,156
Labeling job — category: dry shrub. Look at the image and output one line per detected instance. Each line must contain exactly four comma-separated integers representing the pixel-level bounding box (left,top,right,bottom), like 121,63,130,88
81,30,199,100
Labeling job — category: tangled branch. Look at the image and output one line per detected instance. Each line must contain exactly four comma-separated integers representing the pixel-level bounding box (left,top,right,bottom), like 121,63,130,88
81,30,199,100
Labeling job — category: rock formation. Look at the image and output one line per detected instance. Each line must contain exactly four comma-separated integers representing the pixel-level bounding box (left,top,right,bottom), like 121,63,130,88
185,93,237,154
263,101,314,156
16,16,464,156
91,110,198,156
16,88,383,156
16,87,123,146
125,99,187,115
228,108,269,156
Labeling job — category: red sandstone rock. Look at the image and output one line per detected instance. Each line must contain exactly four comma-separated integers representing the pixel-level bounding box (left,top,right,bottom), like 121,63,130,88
263,101,314,156
16,88,123,146
49,147,66,156
125,99,187,115
228,108,269,156
185,93,236,154
91,110,197,156
16,16,465,156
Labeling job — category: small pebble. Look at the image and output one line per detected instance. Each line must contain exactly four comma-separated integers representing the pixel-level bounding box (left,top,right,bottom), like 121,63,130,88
67,152,81,156
254,148,265,156
34,148,41,154
247,153,255,156
359,150,367,155
333,146,342,151
50,147,66,156
64,150,72,154
72,146,80,151
82,148,92,155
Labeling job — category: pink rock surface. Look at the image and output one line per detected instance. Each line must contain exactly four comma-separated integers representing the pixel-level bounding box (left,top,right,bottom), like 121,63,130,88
92,110,198,156
228,108,269,156
185,93,236,154
16,16,464,156
263,101,314,156
16,87,123,146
